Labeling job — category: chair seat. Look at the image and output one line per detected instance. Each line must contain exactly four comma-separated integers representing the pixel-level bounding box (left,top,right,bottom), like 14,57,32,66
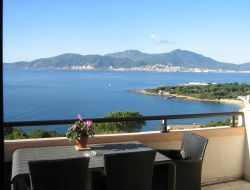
154,132,208,190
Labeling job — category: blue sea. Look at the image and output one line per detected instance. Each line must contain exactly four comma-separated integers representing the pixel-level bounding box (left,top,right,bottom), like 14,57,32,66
4,68,250,132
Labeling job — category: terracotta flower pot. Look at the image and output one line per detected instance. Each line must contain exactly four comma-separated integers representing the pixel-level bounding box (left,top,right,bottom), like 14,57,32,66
76,136,88,148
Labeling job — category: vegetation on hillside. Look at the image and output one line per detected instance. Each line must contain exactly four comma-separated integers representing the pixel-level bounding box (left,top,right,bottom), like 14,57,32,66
146,83,250,100
201,119,231,128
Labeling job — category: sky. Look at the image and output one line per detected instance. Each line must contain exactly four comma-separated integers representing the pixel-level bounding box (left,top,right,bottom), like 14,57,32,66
3,0,250,64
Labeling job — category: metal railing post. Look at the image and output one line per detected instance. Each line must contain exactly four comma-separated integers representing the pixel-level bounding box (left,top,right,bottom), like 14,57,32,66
161,119,168,133
231,115,236,127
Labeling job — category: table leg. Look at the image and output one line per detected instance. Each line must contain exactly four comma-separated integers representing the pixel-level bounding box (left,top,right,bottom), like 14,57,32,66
86,172,92,190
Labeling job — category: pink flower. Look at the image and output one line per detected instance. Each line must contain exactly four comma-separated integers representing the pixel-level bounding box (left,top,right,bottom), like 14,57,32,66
85,120,93,129
72,124,77,130
77,114,83,121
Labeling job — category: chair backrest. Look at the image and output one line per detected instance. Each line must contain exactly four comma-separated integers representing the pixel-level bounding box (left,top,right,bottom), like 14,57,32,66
181,132,208,161
104,150,156,190
28,157,90,190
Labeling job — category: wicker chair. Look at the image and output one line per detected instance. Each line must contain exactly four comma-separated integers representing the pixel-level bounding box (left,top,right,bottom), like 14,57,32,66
154,131,208,190
28,157,90,190
102,150,156,190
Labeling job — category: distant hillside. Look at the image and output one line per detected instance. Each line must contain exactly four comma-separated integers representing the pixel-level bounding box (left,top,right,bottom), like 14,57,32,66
238,62,250,70
106,49,239,70
5,53,148,69
105,50,152,60
4,49,250,72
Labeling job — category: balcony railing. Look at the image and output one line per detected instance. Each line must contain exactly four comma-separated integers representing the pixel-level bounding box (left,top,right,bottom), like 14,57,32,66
3,111,245,133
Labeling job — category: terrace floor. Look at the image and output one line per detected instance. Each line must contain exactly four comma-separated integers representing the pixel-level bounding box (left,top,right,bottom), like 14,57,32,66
202,180,250,190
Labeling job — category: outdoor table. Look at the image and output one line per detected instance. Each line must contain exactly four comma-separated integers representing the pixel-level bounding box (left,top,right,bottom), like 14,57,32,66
11,141,175,190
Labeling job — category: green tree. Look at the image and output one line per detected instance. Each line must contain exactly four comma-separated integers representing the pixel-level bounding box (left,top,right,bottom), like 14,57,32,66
4,126,15,136
93,111,146,134
27,129,64,138
201,119,231,128
4,128,64,140
4,128,28,140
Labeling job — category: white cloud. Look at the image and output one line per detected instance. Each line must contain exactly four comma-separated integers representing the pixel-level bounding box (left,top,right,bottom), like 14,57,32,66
150,34,160,41
149,34,175,44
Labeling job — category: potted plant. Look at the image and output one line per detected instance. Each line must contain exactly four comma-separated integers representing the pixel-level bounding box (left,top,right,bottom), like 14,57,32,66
66,114,94,148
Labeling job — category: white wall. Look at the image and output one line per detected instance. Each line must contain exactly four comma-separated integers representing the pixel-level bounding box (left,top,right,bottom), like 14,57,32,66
243,110,250,181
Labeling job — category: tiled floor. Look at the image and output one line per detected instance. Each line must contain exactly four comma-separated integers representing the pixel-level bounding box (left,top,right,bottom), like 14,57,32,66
202,180,250,190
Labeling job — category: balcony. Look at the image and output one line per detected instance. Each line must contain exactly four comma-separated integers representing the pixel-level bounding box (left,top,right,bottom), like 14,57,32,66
4,110,250,190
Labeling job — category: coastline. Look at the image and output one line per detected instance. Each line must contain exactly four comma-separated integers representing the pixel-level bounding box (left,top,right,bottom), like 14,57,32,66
61,66,250,74
134,89,244,108
6,66,250,74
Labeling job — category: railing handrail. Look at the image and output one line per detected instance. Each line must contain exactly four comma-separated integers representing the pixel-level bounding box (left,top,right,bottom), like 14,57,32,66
3,111,244,128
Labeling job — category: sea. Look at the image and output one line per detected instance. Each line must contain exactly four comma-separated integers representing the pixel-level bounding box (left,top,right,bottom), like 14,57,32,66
4,68,250,133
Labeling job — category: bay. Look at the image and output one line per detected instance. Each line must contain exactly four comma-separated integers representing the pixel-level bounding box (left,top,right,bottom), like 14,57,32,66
4,68,250,132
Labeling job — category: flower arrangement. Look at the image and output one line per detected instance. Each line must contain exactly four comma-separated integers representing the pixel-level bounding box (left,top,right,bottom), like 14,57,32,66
66,114,94,141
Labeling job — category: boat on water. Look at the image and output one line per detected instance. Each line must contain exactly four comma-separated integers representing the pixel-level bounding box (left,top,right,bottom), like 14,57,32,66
167,95,176,99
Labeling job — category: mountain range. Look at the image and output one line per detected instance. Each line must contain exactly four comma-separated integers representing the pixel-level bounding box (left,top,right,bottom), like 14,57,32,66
4,49,250,72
